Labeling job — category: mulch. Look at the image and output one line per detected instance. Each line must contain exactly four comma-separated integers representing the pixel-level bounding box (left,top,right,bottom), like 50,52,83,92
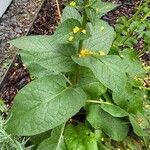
0,0,149,107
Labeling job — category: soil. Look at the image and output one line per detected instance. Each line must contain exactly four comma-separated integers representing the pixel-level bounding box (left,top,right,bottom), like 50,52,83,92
0,0,149,106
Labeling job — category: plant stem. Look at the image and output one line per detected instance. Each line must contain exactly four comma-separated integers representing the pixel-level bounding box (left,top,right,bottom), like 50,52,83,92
78,9,88,53
75,0,89,85
63,75,73,86
86,100,113,105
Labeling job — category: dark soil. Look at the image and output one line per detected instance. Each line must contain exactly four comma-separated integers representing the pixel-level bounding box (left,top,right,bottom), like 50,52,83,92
0,0,149,106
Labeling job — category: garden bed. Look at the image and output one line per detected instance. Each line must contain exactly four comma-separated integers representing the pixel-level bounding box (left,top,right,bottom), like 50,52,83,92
0,0,144,106
0,0,150,149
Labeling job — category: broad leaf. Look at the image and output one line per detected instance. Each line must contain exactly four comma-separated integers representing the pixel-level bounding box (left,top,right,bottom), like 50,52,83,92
83,20,115,54
72,55,127,92
64,124,98,150
122,55,145,78
26,63,54,78
10,35,56,52
6,75,86,135
72,55,144,112
87,104,129,141
79,67,107,98
62,6,81,22
100,103,128,117
19,44,76,75
38,124,67,150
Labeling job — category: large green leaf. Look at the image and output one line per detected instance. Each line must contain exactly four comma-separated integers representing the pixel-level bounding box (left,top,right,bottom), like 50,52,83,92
64,124,98,150
10,36,77,76
19,44,76,75
38,124,67,150
10,35,55,52
72,55,127,92
62,6,81,22
83,20,115,54
87,104,129,141
25,63,54,78
79,67,107,98
6,75,86,136
72,55,144,112
122,55,145,78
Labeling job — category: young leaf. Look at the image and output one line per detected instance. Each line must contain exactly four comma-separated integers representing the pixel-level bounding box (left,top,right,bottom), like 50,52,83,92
97,142,109,150
38,124,67,150
92,0,119,17
112,88,143,113
100,103,128,117
64,124,98,150
53,18,89,43
83,20,115,54
79,67,107,98
6,75,86,136
87,104,129,141
62,6,81,22
31,130,52,148
129,114,150,137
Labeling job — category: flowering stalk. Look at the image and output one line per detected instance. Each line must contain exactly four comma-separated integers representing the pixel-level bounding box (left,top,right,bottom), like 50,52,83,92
75,0,89,85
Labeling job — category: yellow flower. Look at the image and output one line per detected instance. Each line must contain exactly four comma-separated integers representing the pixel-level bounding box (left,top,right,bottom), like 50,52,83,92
134,76,138,81
68,36,74,42
79,49,93,57
96,8,100,14
69,1,76,7
81,29,86,34
73,26,80,33
120,54,124,58
100,26,105,31
144,104,150,108
99,51,105,56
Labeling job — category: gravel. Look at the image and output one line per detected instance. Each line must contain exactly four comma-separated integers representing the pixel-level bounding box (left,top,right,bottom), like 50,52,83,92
0,0,44,82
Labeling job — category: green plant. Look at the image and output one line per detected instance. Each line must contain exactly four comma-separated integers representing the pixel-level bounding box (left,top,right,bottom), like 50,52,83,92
114,0,150,57
4,0,150,149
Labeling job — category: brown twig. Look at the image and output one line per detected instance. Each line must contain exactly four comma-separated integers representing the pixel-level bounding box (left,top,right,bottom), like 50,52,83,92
55,0,62,21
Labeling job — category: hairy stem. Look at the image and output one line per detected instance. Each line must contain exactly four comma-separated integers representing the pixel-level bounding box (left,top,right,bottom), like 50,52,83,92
75,0,89,85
